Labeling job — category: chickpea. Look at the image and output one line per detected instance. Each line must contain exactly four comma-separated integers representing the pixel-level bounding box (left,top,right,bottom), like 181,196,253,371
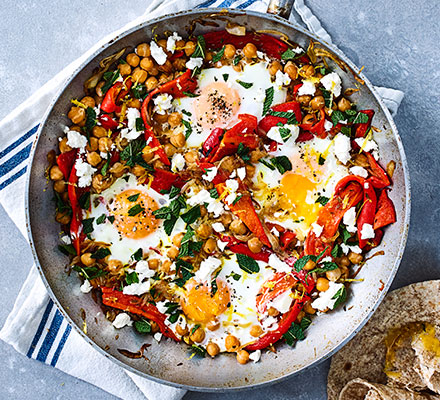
164,143,177,157
149,66,159,76
53,180,66,193
132,67,148,84
59,137,72,153
316,277,330,292
207,342,220,358
269,60,282,76
108,259,123,272
245,164,256,178
158,60,173,74
184,150,198,164
139,146,153,164
250,325,263,337
190,327,205,343
98,137,113,153
304,259,316,271
81,96,95,108
348,251,363,265
92,173,113,193
118,63,132,76
311,95,325,110
243,43,257,58
173,232,185,247
304,300,316,315
297,95,312,106
86,137,99,152
132,165,146,177
339,255,350,268
236,350,250,365
300,64,315,78
87,151,102,167
153,160,165,169
233,63,243,73
267,307,280,317
337,97,351,112
176,324,188,336
230,219,247,235
81,253,94,267
168,112,182,128
250,149,265,163
157,39,167,50
284,61,298,79
225,335,240,352
197,223,212,239
203,238,217,254
160,259,173,274
154,112,169,124
68,106,86,125
206,320,220,331
167,246,179,259
302,114,316,125
148,259,160,270
150,321,160,333
50,165,64,181
125,53,139,67
95,81,105,97
224,44,236,59
139,56,153,71
92,126,108,138
184,41,196,56
247,237,263,254
326,267,342,282
145,76,158,91
109,162,127,178
126,98,141,109
56,210,71,225
157,74,169,85
219,213,233,227
173,58,187,71
200,205,207,217
136,43,150,57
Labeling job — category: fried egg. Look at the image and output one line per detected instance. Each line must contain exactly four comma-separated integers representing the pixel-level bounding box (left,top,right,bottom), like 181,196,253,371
252,136,350,240
173,62,287,148
87,174,184,264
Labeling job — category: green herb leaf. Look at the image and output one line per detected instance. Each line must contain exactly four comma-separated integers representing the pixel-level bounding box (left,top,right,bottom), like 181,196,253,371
236,253,260,274
120,138,147,167
72,265,107,280
279,126,292,142
169,186,181,199
96,214,106,225
128,204,144,216
168,312,180,324
236,80,253,89
332,286,347,308
101,70,120,95
82,218,94,235
353,112,369,124
228,272,241,281
131,248,143,261
308,262,338,276
318,154,326,165
127,193,140,202
271,156,292,174
331,110,346,126
182,109,192,117
58,244,76,256
262,87,274,115
135,117,145,132
294,255,315,272
232,194,243,205
126,271,139,285
212,46,225,63
191,344,206,358
233,55,242,65
281,48,304,60
101,157,110,176
331,244,342,258
108,215,115,224
182,91,199,98
268,110,298,125
85,107,97,141
132,83,147,99
340,227,352,244
134,319,151,333
315,196,330,206
192,35,206,59
53,192,72,215
191,324,201,335
259,158,275,171
222,73,229,82
237,142,250,163
91,247,111,259
209,188,219,199
182,119,192,139
181,206,201,225
163,217,178,236
78,192,91,210
321,88,333,109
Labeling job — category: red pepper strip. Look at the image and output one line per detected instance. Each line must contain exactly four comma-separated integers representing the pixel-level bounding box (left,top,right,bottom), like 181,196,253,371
258,101,302,135
203,31,288,59
220,235,271,262
374,189,396,230
116,78,133,104
56,150,77,180
169,50,184,61
364,228,384,252
357,180,378,249
109,149,120,164
201,127,225,158
67,163,82,254
101,287,180,341
98,114,119,130
354,109,375,138
208,114,259,163
150,169,185,194
299,109,327,139
216,182,271,248
365,152,390,189
101,82,123,113
197,161,231,185
279,231,297,251
245,296,309,351
296,131,314,142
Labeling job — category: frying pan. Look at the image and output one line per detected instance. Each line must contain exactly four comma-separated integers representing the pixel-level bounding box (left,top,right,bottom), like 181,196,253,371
25,0,411,391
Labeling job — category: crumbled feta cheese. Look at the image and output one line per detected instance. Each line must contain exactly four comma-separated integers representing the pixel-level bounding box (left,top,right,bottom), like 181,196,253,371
153,93,173,115
249,349,261,363
66,130,87,150
100,151,108,159
270,227,280,237
275,70,291,89
350,166,368,178
254,87,266,103
217,240,228,251
311,282,345,311
80,280,92,294
343,207,357,233
229,170,237,178
324,120,333,132
112,313,132,329
60,235,71,245
207,201,225,217
311,222,323,237
292,46,303,54
154,332,163,342
94,105,101,116
126,107,140,130
297,80,316,96
225,192,237,205
203,167,218,182
166,32,182,53
187,189,211,206
75,158,96,188
360,223,375,240
266,124,299,144
123,281,151,296
186,57,203,70
364,182,370,189
150,41,167,65
237,167,246,181
321,256,333,263
226,179,239,193
212,222,225,233
261,316,278,330
268,290,293,314
195,257,222,282
320,72,342,97
268,254,291,273
354,137,379,153
135,260,156,281
171,153,185,172
333,133,351,164
120,127,141,141
155,301,169,315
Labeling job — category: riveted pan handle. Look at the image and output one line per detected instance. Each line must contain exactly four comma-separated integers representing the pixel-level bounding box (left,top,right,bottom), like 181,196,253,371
266,0,294,19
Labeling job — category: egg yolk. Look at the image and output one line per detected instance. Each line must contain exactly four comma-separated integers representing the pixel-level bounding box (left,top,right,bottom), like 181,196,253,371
180,279,230,324
110,189,159,239
194,82,241,130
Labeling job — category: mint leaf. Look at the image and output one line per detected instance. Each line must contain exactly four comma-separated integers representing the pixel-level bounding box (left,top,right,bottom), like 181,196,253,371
236,253,260,274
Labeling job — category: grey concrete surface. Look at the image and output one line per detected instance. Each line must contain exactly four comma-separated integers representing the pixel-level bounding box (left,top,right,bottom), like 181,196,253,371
0,0,439,399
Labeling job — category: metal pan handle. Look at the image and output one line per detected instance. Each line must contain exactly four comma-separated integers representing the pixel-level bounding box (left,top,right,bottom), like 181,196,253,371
266,0,294,19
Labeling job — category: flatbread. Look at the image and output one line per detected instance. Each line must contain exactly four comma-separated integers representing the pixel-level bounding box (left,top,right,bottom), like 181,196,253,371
339,378,440,400
327,280,440,400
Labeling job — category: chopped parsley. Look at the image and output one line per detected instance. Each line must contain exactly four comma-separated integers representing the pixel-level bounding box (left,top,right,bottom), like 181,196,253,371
101,70,120,95
236,80,253,89
182,119,192,139
315,196,330,206
82,218,94,235
96,214,106,225
128,204,144,216
131,248,143,261
91,247,111,260
262,87,274,115
127,193,140,202
212,46,225,63
125,271,139,285
134,319,151,334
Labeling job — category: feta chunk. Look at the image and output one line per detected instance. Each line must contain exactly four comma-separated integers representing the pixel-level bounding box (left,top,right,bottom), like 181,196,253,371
187,189,225,217
297,80,316,96
254,87,266,103
112,313,132,329
311,282,345,311
360,223,375,240
333,133,351,164
195,257,222,282
212,222,225,233
120,127,141,141
154,332,163,342
266,124,299,144
217,240,228,251
249,350,261,363
311,222,323,237
343,207,357,233
135,260,156,281
166,32,182,53
80,280,92,294
320,72,342,97
153,93,173,115
171,153,185,172
225,179,239,193
275,70,291,89
120,107,141,141
324,120,333,132
268,290,293,314
237,167,246,181
354,137,379,153
75,158,96,188
123,281,151,296
207,201,225,217
186,57,203,70
66,130,87,150
202,167,218,182
268,254,291,273
60,235,71,245
349,166,368,178
150,41,167,65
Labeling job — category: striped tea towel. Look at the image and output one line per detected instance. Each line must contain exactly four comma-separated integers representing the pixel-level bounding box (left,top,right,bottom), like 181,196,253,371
0,0,404,399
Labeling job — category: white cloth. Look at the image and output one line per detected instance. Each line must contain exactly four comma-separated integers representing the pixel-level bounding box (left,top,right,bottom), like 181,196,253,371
0,0,404,399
